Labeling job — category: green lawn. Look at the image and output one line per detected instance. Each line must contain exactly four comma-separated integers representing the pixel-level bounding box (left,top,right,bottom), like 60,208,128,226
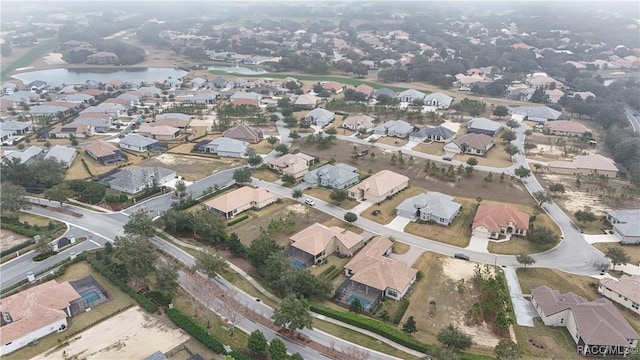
2,38,57,80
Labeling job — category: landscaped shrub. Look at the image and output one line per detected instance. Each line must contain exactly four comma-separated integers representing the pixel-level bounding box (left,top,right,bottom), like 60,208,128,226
105,194,128,203
329,269,342,280
33,251,56,262
0,239,34,258
67,179,90,192
119,194,128,202
227,214,249,227
146,290,172,306
391,299,410,325
166,308,225,353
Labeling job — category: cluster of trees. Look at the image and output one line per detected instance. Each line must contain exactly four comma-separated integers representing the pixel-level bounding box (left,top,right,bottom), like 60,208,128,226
216,103,266,130
1,158,66,193
604,126,640,186
160,209,228,245
272,51,330,75
469,264,514,336
247,329,304,360
450,98,487,117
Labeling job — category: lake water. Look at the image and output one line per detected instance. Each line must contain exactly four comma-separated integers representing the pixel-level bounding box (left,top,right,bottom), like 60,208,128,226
11,67,189,87
207,65,269,75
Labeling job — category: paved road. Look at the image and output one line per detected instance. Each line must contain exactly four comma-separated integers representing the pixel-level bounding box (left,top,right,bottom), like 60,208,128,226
624,106,640,134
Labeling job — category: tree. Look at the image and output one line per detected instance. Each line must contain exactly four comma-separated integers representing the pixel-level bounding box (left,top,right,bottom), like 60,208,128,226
330,189,348,203
523,143,537,154
233,167,252,183
403,315,418,334
268,338,288,360
532,191,551,206
437,324,473,350
272,294,313,333
574,210,597,225
81,182,106,204
504,143,519,157
494,339,523,360
175,180,187,196
282,174,296,184
194,250,229,278
35,236,52,255
248,153,263,167
514,166,531,179
421,347,460,360
516,254,536,267
247,234,283,270
0,182,30,216
247,330,268,355
605,247,630,270
267,136,278,148
528,226,557,245
548,183,565,195
124,212,156,237
501,130,517,142
44,183,74,207
226,233,246,257
289,353,304,360
155,261,179,298
289,131,300,141
466,158,478,166
344,212,358,223
112,234,158,286
275,143,289,154
505,119,520,129
292,189,303,199
349,298,363,314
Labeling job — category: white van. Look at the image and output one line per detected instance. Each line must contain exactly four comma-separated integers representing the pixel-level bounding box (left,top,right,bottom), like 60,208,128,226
304,198,315,206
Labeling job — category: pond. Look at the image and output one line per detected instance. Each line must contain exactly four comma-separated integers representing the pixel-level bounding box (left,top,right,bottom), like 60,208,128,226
11,67,189,87
207,64,269,75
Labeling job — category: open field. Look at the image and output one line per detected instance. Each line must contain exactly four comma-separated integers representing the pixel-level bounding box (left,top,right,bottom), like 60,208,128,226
250,138,278,154
252,168,281,182
413,142,445,155
402,252,500,356
454,145,513,168
140,153,245,181
376,136,408,147
4,261,135,360
361,186,426,225
31,307,189,360
404,197,476,248
2,38,58,80
303,187,358,210
592,242,640,266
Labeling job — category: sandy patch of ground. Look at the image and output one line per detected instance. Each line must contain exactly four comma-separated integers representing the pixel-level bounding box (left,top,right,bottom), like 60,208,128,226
440,120,461,133
528,144,565,158
33,307,189,360
287,203,307,214
155,153,181,165
441,258,482,281
43,52,67,65
0,230,30,249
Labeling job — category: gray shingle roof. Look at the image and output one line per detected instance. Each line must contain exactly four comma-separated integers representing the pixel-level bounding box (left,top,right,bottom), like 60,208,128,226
468,117,502,132
44,145,76,165
303,163,359,187
0,121,31,132
155,113,191,121
108,167,175,191
410,126,455,139
120,134,159,148
206,137,248,154
510,106,562,120
396,192,461,220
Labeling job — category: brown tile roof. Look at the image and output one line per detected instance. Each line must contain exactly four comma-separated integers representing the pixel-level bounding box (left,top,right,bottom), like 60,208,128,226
600,275,640,304
548,154,618,173
344,236,417,293
0,280,80,344
532,286,639,346
85,140,118,158
472,204,529,232
268,153,314,169
355,84,374,96
544,120,590,134
290,222,364,255
223,125,264,143
348,170,409,198
82,89,104,96
343,114,375,129
138,124,180,137
231,98,260,106
49,123,92,135
204,186,277,213
322,81,345,92
453,133,494,150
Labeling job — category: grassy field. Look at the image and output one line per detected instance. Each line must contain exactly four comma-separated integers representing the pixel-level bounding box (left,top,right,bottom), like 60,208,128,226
303,187,358,210
404,197,476,248
454,145,513,169
4,261,135,360
413,142,444,155
1,38,58,80
250,139,278,154
252,168,281,182
376,136,409,147
392,240,410,254
361,186,426,225
592,242,640,266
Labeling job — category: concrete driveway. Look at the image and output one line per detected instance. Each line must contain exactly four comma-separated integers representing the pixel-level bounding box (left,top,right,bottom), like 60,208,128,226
465,235,491,253
351,200,374,215
503,266,537,327
387,216,411,232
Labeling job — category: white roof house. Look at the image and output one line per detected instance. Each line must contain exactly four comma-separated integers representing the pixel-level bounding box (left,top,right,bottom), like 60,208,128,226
198,137,248,158
373,120,414,138
44,145,77,168
423,92,453,109
304,108,335,128
396,192,462,225
397,89,427,103
467,117,503,136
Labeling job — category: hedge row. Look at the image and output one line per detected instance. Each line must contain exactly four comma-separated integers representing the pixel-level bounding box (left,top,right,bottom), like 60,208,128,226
166,308,225,353
0,239,34,258
227,214,249,227
320,265,336,276
1,222,42,238
105,194,128,203
391,299,410,325
328,269,343,280
88,258,158,313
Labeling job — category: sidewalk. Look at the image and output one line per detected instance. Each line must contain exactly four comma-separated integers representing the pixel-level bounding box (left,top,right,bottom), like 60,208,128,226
66,198,114,213
503,266,537,327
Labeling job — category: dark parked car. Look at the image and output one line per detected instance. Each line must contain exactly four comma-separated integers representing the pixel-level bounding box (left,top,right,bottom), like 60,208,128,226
454,253,470,261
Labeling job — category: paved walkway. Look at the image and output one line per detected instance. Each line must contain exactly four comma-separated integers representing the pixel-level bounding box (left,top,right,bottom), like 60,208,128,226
387,216,411,232
617,263,640,275
465,235,491,253
584,234,620,244
389,246,426,267
503,266,537,327
351,200,374,215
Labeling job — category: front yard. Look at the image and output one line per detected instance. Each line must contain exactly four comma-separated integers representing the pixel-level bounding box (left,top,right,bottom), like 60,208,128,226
361,186,426,225
454,145,513,169
413,142,445,155
303,187,358,210
404,197,476,248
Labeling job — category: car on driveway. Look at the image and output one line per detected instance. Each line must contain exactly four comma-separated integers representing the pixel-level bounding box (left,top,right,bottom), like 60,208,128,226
304,198,315,206
454,253,470,261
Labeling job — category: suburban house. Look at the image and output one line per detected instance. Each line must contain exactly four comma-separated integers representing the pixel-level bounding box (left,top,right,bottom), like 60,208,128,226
303,163,360,189
599,275,640,316
444,133,494,155
372,88,396,99
222,125,264,144
373,120,414,138
605,209,640,244
86,51,119,65
423,92,453,109
267,153,316,178
544,121,592,137
204,186,278,219
548,154,619,178
71,117,112,133
395,191,462,225
154,113,191,129
103,167,176,194
348,170,409,203
293,94,320,109
195,137,248,158
0,121,32,137
119,134,162,153
48,123,94,138
354,84,374,97
472,204,529,240
339,236,418,310
5,146,44,165
321,81,346,94
409,126,456,143
44,145,77,168
531,285,639,356
29,105,70,117
0,82,17,95
231,97,260,106
342,114,376,132
85,140,127,165
137,124,181,141
287,223,366,266
0,280,81,356
396,89,426,103
304,108,335,128
510,106,563,122
467,117,503,136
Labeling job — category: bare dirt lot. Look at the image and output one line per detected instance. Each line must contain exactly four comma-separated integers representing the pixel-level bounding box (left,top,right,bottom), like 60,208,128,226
33,307,189,360
297,140,536,207
0,229,30,250
140,153,246,181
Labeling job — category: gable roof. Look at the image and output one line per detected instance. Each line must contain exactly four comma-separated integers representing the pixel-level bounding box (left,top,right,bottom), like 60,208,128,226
85,140,119,158
372,88,397,98
600,275,640,305
342,114,375,129
138,124,181,137
532,286,639,346
354,84,374,96
396,192,461,220
303,163,359,186
44,145,76,164
120,134,159,148
290,222,364,256
453,133,493,149
0,280,80,345
348,170,408,198
510,106,562,120
424,92,453,106
108,167,175,190
204,186,277,213
397,89,426,99
473,204,529,232
223,125,263,141
0,121,31,132
468,117,502,132
345,236,418,292
411,125,455,139
306,107,334,119
155,113,191,121
5,146,43,164
548,154,618,173
374,120,414,134
294,94,320,106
